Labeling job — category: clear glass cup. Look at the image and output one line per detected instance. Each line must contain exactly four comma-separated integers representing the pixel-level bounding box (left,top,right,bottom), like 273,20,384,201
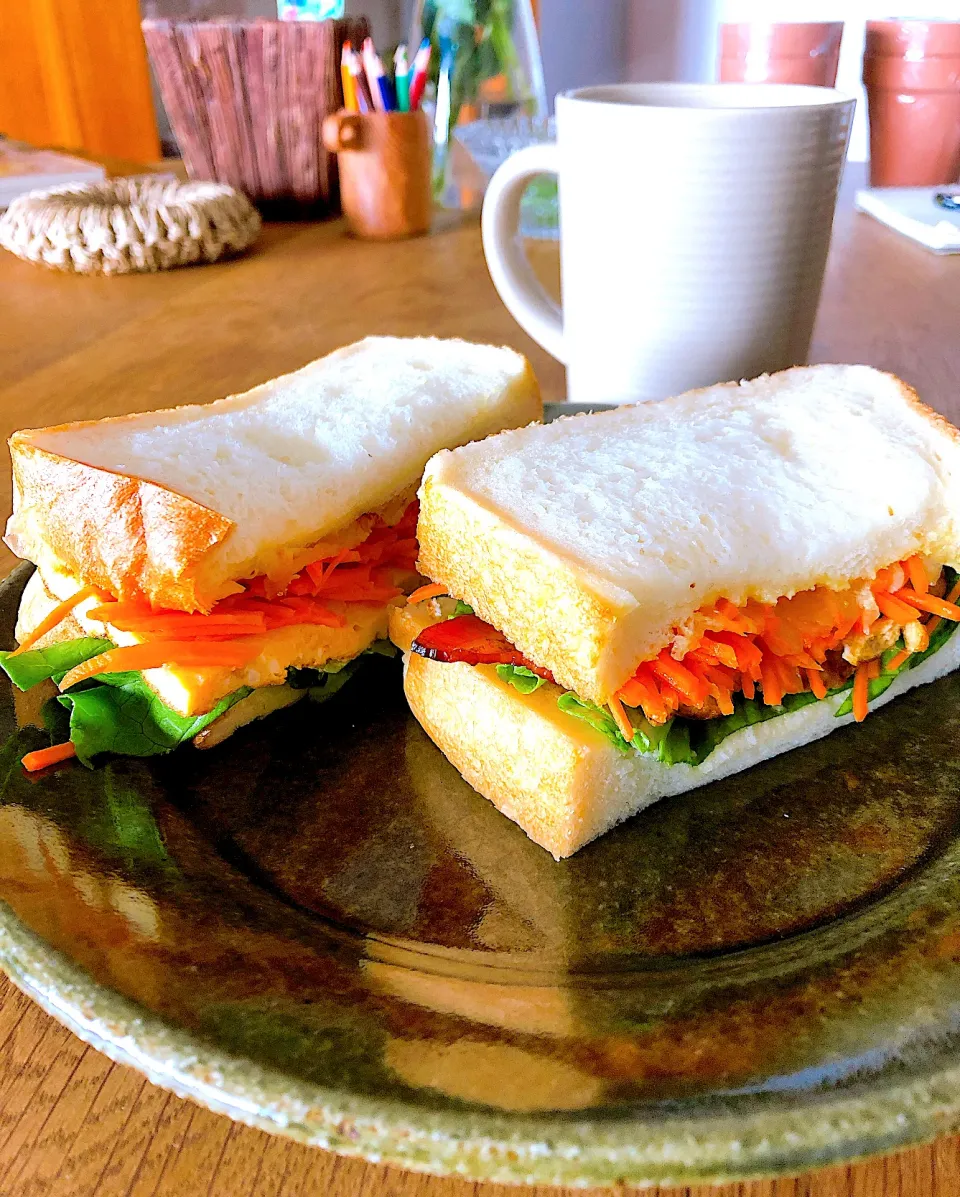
410,0,547,208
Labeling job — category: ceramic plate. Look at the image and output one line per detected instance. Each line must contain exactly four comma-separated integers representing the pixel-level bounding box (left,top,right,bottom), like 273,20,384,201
1,449,960,1186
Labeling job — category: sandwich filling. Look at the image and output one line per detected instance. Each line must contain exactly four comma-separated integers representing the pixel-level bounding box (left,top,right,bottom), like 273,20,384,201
3,501,420,768
409,557,960,767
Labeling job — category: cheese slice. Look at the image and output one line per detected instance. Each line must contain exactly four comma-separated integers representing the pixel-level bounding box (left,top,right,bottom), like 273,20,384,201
18,566,399,717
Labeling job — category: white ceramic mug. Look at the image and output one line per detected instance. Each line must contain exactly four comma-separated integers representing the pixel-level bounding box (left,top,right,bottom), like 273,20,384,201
481,83,855,404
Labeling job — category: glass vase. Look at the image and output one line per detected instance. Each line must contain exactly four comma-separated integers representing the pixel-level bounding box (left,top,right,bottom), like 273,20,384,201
410,0,547,208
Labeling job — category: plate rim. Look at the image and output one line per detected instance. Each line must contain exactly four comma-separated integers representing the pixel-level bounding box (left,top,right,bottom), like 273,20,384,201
2,905,959,1188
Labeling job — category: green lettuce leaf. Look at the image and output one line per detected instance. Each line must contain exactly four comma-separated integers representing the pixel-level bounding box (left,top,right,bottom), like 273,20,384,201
59,673,251,766
452,600,474,617
2,621,401,766
556,693,630,752
496,664,547,694
0,638,113,690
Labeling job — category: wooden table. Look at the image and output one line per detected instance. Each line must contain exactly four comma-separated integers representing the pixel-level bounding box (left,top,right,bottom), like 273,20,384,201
0,170,958,1197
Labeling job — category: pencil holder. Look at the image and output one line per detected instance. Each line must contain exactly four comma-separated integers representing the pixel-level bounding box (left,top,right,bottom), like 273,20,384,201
322,110,432,239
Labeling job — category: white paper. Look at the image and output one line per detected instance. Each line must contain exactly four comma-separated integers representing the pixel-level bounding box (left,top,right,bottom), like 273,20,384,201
855,186,960,255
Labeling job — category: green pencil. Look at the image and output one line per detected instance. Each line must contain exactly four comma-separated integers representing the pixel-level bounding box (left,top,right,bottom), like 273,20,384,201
395,44,411,112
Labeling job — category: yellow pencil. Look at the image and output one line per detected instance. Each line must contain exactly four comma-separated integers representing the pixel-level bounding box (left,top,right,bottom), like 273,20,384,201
341,43,357,112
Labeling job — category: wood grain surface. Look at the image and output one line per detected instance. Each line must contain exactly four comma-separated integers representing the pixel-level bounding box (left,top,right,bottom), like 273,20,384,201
0,164,958,1196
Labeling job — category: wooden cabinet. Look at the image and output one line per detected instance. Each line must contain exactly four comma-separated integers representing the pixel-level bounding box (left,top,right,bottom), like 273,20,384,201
0,0,160,160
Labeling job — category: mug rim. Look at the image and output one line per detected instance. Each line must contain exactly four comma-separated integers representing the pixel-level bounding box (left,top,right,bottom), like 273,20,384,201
558,81,855,112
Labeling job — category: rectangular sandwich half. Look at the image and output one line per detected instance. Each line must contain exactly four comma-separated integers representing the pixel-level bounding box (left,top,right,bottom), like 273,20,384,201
392,365,960,859
3,336,540,765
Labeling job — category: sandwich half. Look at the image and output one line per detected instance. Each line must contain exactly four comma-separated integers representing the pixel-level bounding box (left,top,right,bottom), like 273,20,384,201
2,336,540,766
391,365,960,859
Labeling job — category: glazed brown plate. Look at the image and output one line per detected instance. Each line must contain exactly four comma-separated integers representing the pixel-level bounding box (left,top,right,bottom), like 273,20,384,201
0,439,959,1184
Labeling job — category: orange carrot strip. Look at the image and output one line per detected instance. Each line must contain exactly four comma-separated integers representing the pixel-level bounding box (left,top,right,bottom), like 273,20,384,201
852,662,870,722
875,591,924,625
922,580,960,639
886,648,911,671
905,556,929,595
805,668,827,700
627,667,670,724
651,655,709,705
896,589,960,622
759,657,784,707
741,673,755,700
713,631,762,673
99,614,267,636
407,583,449,605
11,585,108,656
696,636,739,670
866,658,881,680
58,639,262,691
22,741,76,772
608,696,635,743
616,677,648,708
783,651,823,671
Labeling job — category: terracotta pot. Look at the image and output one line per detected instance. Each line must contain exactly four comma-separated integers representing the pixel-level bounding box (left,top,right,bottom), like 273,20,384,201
863,19,960,188
719,22,843,87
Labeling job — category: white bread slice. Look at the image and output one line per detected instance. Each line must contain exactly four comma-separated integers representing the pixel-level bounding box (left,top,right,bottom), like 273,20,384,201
403,633,960,859
5,337,541,612
417,365,960,706
16,565,399,717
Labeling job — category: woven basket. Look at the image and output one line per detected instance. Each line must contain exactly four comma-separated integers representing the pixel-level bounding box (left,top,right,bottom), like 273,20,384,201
0,176,261,275
142,17,369,218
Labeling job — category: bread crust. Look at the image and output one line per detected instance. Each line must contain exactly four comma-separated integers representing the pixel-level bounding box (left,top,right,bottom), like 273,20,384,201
416,366,960,704
6,435,234,611
404,633,960,858
5,340,543,613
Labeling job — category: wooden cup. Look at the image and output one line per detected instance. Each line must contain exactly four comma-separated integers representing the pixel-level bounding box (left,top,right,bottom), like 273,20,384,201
322,110,432,239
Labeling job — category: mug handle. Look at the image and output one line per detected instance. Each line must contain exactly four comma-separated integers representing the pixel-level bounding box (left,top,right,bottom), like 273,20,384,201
481,143,565,363
322,112,364,152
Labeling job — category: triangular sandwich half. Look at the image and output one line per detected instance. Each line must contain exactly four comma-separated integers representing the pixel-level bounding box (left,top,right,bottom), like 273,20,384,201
3,336,540,764
392,365,960,858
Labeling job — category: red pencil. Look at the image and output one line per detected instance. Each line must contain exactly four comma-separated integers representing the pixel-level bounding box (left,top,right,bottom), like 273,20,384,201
408,38,432,111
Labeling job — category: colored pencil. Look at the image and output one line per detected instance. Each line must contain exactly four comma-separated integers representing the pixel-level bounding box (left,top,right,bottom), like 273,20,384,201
345,47,372,112
362,37,386,111
394,44,410,112
341,42,357,111
408,37,432,111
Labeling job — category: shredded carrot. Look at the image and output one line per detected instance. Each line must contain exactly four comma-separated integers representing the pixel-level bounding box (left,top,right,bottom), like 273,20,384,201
58,639,263,692
651,654,710,705
608,695,635,743
611,556,953,727
896,590,960,622
874,591,923,625
886,648,912,671
22,741,76,772
11,584,108,656
407,583,449,605
905,556,929,595
805,668,827,700
923,579,960,640
872,563,906,594
759,657,784,707
618,667,669,724
91,610,268,637
695,635,739,670
852,662,870,722
866,658,881,680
